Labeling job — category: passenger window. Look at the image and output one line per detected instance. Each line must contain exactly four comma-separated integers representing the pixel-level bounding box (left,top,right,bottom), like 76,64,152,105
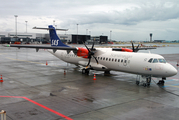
121,59,123,63
153,59,158,63
118,59,120,62
148,58,153,63
106,58,108,61
109,58,111,61
112,58,114,61
128,60,130,63
115,59,117,62
103,57,105,60
124,60,127,63
101,57,102,60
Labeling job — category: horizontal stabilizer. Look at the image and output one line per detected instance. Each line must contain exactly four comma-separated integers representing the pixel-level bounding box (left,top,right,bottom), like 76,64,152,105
32,26,68,31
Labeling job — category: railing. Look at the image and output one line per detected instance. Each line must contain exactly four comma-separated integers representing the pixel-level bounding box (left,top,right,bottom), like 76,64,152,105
0,110,6,120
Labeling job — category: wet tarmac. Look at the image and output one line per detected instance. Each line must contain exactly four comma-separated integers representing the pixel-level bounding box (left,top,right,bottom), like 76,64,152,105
0,45,179,120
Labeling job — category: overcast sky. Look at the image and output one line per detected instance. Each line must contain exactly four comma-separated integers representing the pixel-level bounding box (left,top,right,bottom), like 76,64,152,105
0,0,179,41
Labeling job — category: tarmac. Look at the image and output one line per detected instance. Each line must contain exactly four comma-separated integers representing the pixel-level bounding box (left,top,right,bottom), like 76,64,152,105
0,45,179,120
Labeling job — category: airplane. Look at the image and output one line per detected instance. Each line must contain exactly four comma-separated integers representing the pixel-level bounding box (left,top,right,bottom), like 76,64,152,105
4,25,177,87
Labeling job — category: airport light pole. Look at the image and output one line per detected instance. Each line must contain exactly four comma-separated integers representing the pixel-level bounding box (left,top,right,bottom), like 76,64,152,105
110,30,112,42
25,21,28,33
77,24,78,43
86,29,88,35
53,20,55,27
14,15,18,40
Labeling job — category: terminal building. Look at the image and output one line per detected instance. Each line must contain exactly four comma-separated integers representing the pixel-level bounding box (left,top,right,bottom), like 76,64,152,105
0,32,108,44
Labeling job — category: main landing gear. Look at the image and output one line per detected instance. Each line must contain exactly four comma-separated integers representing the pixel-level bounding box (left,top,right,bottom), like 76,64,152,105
81,68,110,75
82,68,90,75
136,75,151,87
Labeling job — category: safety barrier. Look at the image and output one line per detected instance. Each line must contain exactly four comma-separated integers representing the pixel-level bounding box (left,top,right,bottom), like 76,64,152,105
0,110,6,120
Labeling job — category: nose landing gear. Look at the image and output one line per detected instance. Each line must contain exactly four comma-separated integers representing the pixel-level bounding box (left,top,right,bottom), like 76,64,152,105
157,77,166,85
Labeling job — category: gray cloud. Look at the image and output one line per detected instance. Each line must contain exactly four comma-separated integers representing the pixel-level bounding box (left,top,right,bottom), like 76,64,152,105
0,0,179,41
61,1,179,26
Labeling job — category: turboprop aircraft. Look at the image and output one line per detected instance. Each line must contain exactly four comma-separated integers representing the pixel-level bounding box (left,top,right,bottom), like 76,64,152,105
4,25,177,87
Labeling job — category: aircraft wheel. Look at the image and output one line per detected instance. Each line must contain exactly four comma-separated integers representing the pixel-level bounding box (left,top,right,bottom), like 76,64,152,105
85,69,89,75
82,69,89,75
82,69,86,74
157,80,165,85
136,81,140,85
143,83,147,87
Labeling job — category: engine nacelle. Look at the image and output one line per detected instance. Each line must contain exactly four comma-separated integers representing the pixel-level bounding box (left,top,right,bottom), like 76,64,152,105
112,48,133,52
77,47,89,58
121,48,133,52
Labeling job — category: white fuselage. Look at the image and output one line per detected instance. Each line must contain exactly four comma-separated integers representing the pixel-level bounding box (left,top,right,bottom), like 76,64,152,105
48,48,177,78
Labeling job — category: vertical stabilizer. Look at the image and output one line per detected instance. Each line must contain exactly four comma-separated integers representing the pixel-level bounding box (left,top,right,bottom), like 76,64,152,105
48,25,69,47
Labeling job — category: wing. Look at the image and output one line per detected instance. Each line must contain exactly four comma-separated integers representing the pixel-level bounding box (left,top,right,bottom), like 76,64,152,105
112,47,156,52
4,44,77,53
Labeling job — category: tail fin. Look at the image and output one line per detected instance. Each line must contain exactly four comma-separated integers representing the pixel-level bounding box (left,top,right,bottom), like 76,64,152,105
48,25,69,47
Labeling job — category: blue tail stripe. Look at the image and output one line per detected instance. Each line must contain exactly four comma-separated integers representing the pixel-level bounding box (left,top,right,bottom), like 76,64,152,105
48,25,69,47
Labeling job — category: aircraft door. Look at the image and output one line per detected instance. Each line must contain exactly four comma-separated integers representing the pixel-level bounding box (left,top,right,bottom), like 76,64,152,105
123,58,128,66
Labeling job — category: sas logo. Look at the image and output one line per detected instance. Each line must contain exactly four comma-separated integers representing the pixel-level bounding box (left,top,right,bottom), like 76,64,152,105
52,40,59,46
144,67,152,71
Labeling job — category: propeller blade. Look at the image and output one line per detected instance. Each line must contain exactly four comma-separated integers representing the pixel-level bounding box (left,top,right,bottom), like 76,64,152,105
83,41,98,67
87,58,91,67
91,42,94,50
93,56,99,64
136,44,140,49
82,41,90,52
135,44,140,52
131,41,135,52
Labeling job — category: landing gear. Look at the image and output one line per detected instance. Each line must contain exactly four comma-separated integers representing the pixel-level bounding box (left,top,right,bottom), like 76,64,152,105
157,77,166,85
82,68,89,75
104,71,110,75
146,77,151,86
136,75,151,87
136,81,140,85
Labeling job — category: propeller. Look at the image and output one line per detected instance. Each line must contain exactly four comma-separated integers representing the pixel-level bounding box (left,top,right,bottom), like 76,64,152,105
131,41,140,52
83,41,98,67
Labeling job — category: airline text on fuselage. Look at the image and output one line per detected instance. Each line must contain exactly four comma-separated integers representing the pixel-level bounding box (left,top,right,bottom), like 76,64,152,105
110,53,133,58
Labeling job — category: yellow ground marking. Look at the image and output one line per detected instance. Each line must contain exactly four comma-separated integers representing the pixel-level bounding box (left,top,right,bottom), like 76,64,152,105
5,57,45,65
166,84,179,88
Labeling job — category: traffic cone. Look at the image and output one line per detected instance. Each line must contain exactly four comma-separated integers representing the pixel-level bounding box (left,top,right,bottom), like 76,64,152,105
0,75,3,82
93,73,96,80
46,61,48,66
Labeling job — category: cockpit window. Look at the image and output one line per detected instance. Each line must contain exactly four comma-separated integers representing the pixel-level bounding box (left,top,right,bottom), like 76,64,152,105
148,58,153,63
153,59,158,63
158,59,166,63
148,58,166,63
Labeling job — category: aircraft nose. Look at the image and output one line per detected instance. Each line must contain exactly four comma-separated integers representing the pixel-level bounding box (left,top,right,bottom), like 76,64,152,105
169,65,178,76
